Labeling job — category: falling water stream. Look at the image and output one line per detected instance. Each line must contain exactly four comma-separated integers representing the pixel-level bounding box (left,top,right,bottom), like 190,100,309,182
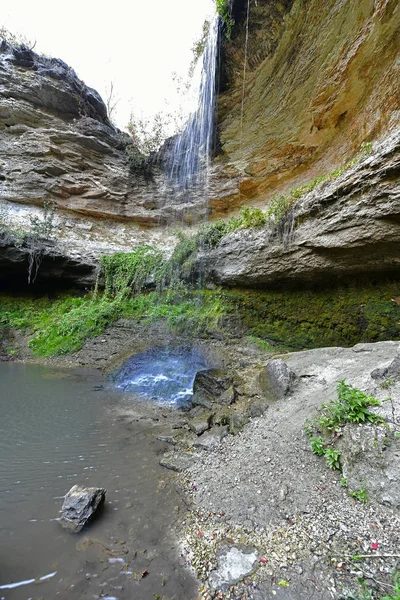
167,15,219,193
240,0,251,150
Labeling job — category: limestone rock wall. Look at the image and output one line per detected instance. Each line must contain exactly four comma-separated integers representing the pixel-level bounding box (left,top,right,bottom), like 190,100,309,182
0,41,188,227
210,0,399,215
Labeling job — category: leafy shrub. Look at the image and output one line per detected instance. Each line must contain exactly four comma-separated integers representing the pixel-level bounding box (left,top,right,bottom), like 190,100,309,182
215,0,235,38
100,246,163,298
314,380,383,432
324,448,341,470
350,487,368,504
310,436,326,456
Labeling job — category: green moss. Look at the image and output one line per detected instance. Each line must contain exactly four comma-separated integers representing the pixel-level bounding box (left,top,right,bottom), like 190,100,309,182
1,251,398,358
215,0,234,38
224,281,400,349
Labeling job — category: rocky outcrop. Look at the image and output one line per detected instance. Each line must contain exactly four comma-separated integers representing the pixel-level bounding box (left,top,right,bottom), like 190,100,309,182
0,41,207,229
1,0,399,287
203,132,400,287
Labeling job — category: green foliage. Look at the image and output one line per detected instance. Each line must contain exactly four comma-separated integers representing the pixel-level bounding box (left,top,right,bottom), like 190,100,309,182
350,571,400,599
178,141,376,254
215,0,235,38
266,195,295,222
310,436,326,456
381,572,400,600
0,287,234,357
350,487,368,504
100,246,163,298
314,381,383,433
324,448,341,470
340,476,348,488
239,205,266,228
190,19,210,75
306,381,385,498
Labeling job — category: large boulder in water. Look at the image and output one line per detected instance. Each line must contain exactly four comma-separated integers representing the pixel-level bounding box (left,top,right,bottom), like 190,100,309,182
59,484,106,532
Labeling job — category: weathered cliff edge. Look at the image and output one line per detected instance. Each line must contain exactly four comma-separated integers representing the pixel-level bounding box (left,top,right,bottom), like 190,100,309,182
203,131,400,287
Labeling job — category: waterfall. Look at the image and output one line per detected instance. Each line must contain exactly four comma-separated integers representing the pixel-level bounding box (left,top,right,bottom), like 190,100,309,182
166,15,220,199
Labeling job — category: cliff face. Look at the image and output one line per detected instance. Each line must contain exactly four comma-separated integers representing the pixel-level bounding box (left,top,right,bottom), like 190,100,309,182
204,131,400,287
0,41,164,225
211,0,399,215
0,0,399,287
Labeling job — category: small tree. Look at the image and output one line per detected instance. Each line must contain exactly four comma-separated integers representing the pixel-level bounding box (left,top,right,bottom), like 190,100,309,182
105,81,119,123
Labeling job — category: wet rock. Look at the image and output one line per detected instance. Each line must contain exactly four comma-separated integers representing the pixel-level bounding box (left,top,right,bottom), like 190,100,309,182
194,426,228,451
192,369,237,408
189,413,213,436
59,484,106,533
159,451,197,472
208,545,258,590
260,359,297,400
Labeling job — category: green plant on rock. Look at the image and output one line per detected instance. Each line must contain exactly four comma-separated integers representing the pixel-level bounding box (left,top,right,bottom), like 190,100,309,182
239,205,266,228
100,245,164,298
310,436,326,456
381,572,400,600
313,380,383,433
324,448,341,470
266,195,295,222
350,487,368,504
306,382,386,490
215,0,235,38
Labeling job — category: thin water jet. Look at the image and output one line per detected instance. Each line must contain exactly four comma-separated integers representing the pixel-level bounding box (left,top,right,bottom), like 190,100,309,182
165,14,220,213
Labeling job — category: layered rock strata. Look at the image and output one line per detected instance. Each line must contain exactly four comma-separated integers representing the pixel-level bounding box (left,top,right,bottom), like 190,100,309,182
203,131,400,287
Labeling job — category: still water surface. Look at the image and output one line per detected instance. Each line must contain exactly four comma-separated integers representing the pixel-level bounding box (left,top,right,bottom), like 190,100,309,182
0,363,196,600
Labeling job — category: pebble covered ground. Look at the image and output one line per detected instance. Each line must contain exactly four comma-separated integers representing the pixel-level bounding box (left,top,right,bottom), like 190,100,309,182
176,344,400,599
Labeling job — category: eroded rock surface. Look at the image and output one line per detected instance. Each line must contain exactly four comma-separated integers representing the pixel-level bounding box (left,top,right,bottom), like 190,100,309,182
212,0,400,214
204,132,400,287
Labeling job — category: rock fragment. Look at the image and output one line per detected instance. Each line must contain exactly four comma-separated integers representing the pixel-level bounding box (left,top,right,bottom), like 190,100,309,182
261,359,297,399
59,484,106,533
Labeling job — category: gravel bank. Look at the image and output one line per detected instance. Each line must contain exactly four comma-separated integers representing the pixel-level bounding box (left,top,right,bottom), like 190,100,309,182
178,342,400,599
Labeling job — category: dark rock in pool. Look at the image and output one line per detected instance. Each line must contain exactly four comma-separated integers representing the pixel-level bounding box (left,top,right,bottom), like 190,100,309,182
59,485,106,533
192,369,237,408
